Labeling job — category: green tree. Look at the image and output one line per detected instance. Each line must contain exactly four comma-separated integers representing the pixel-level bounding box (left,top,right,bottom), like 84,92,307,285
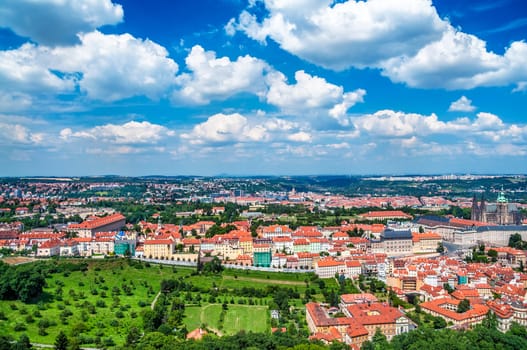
54,331,68,350
443,283,454,294
123,325,143,345
67,337,80,350
457,299,471,313
509,233,523,249
487,249,498,259
13,334,32,350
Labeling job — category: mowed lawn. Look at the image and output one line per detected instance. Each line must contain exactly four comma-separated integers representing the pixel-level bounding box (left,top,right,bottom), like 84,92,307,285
184,304,268,335
223,305,268,334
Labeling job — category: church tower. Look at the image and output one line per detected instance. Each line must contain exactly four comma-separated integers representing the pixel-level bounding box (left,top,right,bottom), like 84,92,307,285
479,195,486,223
471,194,480,221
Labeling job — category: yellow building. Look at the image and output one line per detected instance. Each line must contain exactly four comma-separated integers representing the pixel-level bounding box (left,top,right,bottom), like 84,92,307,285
143,238,174,259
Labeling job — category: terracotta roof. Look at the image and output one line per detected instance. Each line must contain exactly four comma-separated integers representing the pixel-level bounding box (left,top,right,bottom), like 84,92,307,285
341,293,378,305
346,260,362,268
420,297,489,322
68,213,125,230
144,239,173,245
346,303,405,325
186,328,208,340
317,257,345,268
360,210,412,219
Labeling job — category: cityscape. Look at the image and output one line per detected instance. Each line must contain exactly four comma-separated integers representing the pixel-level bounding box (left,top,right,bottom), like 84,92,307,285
2,0,527,349
1,175,527,349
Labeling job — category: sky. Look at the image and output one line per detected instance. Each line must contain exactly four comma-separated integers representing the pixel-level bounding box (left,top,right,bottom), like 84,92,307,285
1,0,526,176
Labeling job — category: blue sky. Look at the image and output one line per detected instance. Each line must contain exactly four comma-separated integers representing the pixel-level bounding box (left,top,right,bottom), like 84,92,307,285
1,0,526,176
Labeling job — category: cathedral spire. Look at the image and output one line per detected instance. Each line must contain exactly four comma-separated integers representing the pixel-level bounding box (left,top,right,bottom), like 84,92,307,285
471,194,480,221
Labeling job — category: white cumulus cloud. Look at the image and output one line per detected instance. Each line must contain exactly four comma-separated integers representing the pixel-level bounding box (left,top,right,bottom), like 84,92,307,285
265,70,366,124
61,121,175,144
0,31,179,102
181,113,269,145
0,44,76,94
287,131,312,142
0,122,44,145
381,29,527,89
232,0,446,70
54,31,179,101
352,109,523,138
174,45,270,104
231,0,527,90
0,0,123,46
449,96,476,112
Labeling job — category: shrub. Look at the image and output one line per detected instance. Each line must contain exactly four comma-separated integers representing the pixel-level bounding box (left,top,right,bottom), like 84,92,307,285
14,323,26,331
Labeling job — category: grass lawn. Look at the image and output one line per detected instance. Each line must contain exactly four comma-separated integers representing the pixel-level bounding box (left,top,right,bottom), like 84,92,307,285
0,258,330,346
0,259,181,346
223,305,268,334
183,303,268,335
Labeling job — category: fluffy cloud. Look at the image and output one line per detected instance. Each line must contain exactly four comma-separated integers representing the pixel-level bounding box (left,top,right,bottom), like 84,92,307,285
181,113,269,145
0,31,179,102
173,47,365,121
352,110,524,139
231,0,527,89
266,70,365,115
174,45,270,104
449,96,476,112
353,110,452,137
287,131,312,142
55,31,179,101
0,122,44,145
232,0,446,70
0,44,75,94
265,70,366,125
0,0,123,46
382,29,527,89
60,121,175,144
181,113,314,146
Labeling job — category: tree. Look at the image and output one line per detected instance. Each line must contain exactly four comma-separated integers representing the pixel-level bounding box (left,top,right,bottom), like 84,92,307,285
487,249,498,262
509,233,523,249
481,311,498,330
54,331,68,350
436,242,445,254
14,334,32,350
443,283,454,294
433,316,447,329
369,327,390,350
200,256,223,274
457,299,470,313
67,337,81,350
